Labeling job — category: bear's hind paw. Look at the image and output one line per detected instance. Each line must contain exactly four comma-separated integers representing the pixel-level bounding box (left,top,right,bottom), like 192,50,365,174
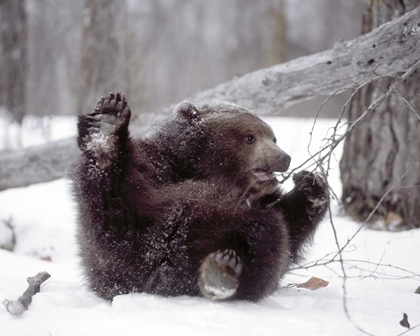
199,249,243,301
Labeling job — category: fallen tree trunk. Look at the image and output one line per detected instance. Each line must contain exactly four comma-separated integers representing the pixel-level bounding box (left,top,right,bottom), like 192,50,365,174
0,119,160,191
1,7,419,191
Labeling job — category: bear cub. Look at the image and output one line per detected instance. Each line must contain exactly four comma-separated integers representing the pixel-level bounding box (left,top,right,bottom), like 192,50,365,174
72,92,328,301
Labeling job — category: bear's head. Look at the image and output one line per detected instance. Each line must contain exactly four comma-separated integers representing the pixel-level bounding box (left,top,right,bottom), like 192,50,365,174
170,101,291,191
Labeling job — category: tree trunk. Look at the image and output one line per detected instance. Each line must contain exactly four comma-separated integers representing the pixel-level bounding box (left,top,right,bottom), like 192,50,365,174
341,0,420,230
78,0,127,115
0,0,27,125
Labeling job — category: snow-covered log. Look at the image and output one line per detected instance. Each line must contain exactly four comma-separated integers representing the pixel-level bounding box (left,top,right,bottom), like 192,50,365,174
0,7,419,191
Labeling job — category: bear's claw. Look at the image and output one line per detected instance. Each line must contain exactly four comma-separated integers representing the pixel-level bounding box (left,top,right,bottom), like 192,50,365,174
293,171,326,196
199,249,243,301
293,170,328,217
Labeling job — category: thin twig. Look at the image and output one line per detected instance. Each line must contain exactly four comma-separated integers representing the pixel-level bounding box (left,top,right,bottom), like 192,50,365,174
397,323,420,336
393,89,420,121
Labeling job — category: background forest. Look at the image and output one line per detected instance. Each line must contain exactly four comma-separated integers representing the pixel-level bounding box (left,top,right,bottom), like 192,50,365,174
0,0,364,124
1,1,420,335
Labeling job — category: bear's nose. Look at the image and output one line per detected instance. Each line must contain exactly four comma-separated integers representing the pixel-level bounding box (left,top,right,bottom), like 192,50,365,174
277,151,291,172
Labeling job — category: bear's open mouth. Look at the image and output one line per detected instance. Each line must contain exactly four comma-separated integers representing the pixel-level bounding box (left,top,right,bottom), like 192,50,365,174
252,168,276,183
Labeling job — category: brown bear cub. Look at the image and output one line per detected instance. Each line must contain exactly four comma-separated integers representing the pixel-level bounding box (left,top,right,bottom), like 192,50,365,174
72,92,328,301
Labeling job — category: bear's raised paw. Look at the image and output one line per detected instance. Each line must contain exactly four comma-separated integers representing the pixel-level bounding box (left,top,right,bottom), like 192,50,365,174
78,92,131,150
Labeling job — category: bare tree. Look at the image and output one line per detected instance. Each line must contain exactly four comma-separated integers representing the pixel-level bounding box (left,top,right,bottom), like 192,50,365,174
125,0,286,114
0,0,27,125
285,0,365,59
78,0,127,115
26,0,83,117
340,0,420,229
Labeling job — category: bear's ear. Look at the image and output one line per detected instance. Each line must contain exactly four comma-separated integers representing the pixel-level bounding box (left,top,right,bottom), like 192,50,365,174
174,101,200,122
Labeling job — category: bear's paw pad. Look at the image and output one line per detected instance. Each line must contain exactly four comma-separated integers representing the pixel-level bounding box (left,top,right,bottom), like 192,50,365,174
84,92,131,139
199,249,243,301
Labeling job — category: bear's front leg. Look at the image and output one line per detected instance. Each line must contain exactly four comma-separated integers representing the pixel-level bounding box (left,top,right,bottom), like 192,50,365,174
276,171,328,263
73,92,133,236
73,93,137,299
77,92,131,170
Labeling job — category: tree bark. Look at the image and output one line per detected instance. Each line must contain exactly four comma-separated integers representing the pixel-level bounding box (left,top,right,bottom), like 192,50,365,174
0,6,419,191
341,0,420,229
0,0,27,125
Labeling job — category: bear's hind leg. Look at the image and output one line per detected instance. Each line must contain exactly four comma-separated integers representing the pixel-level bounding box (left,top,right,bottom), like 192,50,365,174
198,249,243,301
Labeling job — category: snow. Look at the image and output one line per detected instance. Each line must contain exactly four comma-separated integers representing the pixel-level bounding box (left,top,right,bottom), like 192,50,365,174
86,131,110,151
0,218,14,251
0,113,76,150
1,116,419,336
203,284,237,301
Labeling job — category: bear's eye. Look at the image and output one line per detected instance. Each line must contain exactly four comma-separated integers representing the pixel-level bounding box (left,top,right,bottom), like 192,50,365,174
245,134,255,144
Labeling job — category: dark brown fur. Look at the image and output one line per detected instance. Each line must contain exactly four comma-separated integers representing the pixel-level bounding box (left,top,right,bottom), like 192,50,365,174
71,93,328,301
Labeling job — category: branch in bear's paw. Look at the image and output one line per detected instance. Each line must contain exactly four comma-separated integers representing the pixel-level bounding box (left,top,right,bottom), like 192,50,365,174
3,271,51,315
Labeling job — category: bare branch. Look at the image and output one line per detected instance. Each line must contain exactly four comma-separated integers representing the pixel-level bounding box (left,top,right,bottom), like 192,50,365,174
3,272,51,315
393,90,420,121
287,51,420,336
292,258,420,279
281,58,420,185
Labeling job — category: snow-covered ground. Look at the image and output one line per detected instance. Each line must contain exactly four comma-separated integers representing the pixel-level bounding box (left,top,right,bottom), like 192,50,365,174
0,116,419,336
